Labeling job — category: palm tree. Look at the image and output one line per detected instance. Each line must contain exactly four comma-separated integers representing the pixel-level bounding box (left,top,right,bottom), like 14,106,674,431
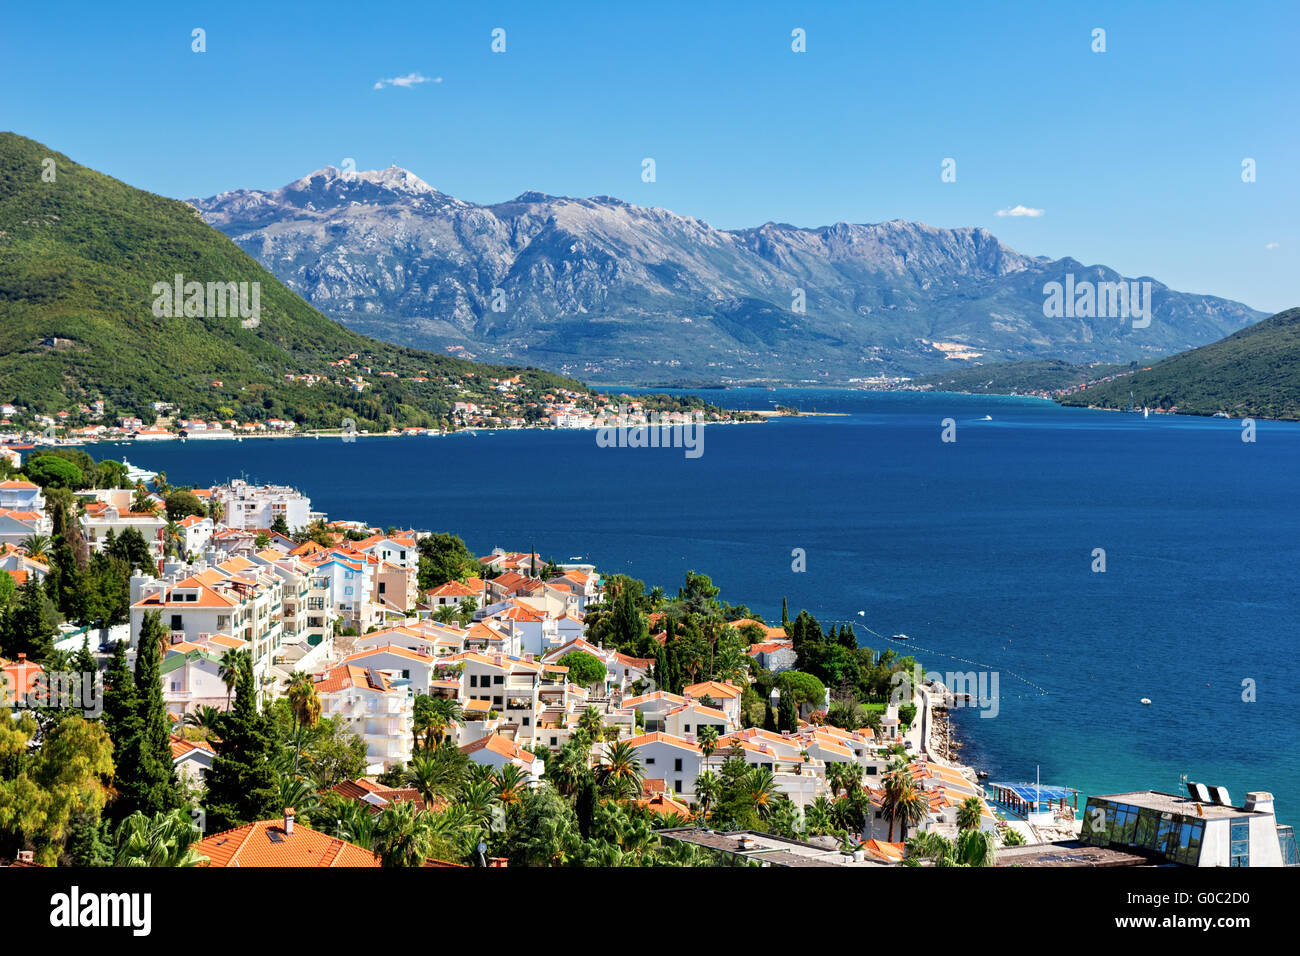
905,830,956,865
113,809,209,867
276,776,320,820
404,750,462,807
182,705,223,739
804,795,835,836
882,768,928,842
217,649,244,710
162,520,183,559
577,706,604,748
694,769,721,821
19,534,52,560
696,725,719,771
286,671,321,777
957,795,984,832
746,766,781,819
956,828,997,867
333,800,377,849
544,741,590,797
596,741,644,799
371,800,433,867
494,764,529,806
433,604,459,625
207,498,224,523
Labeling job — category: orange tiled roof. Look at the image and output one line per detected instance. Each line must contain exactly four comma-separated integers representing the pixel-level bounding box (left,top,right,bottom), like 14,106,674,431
198,820,379,867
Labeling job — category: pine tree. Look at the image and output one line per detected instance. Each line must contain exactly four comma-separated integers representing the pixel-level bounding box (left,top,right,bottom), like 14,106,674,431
204,652,279,831
112,611,184,819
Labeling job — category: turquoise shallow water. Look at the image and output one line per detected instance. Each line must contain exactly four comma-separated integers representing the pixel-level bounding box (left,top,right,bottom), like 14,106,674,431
100,389,1300,822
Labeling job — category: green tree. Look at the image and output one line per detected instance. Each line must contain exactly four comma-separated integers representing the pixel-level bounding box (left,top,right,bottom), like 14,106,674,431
204,652,279,831
111,612,184,820
2,577,58,663
556,650,608,690
416,533,479,590
163,490,206,522
113,809,209,867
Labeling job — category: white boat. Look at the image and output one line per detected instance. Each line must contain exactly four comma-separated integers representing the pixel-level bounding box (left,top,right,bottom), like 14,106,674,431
1140,697,1152,706
121,459,156,483
893,633,910,641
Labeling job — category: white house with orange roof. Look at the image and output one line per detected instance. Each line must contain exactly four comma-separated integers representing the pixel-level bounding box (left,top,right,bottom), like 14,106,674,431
682,680,743,726
446,651,546,743
622,690,687,732
305,550,378,633
0,544,49,585
424,579,481,610
459,733,544,785
160,636,249,717
315,663,413,773
341,644,436,696
664,700,733,739
0,508,50,549
354,533,419,571
82,501,167,559
0,479,44,512
131,562,284,690
177,514,214,556
624,732,703,798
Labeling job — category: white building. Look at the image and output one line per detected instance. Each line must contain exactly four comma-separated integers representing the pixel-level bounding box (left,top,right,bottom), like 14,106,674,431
214,479,312,531
315,664,413,774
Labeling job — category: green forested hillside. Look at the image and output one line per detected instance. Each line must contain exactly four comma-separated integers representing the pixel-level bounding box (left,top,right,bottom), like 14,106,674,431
0,132,588,429
1059,307,1300,419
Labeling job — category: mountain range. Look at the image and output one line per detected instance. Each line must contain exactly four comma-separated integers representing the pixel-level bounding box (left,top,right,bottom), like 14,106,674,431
0,133,590,428
192,166,1266,384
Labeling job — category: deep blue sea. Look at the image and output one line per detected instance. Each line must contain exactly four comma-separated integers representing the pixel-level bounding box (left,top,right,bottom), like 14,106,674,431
95,389,1300,821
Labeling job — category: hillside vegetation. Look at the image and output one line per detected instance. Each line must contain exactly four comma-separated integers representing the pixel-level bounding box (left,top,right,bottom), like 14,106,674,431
1060,307,1300,419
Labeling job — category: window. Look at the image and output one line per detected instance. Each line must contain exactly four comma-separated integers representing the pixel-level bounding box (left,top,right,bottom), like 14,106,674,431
550,736,558,746
378,582,386,594
1231,820,1250,867
674,758,683,772
684,724,691,733
675,780,683,793
170,615,182,630
469,675,478,687
645,757,655,766
493,675,503,685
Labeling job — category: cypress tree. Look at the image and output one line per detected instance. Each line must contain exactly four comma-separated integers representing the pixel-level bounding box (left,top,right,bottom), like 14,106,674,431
112,611,183,819
839,624,857,649
102,638,139,745
778,691,799,733
763,703,778,733
781,597,789,627
205,652,279,831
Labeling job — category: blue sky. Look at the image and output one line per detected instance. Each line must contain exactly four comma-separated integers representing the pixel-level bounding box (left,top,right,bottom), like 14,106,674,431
4,0,1296,311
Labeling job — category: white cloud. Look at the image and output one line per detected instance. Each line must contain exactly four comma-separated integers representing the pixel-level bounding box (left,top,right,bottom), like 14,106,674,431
995,205,1045,218
373,72,442,90
1265,241,1279,249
